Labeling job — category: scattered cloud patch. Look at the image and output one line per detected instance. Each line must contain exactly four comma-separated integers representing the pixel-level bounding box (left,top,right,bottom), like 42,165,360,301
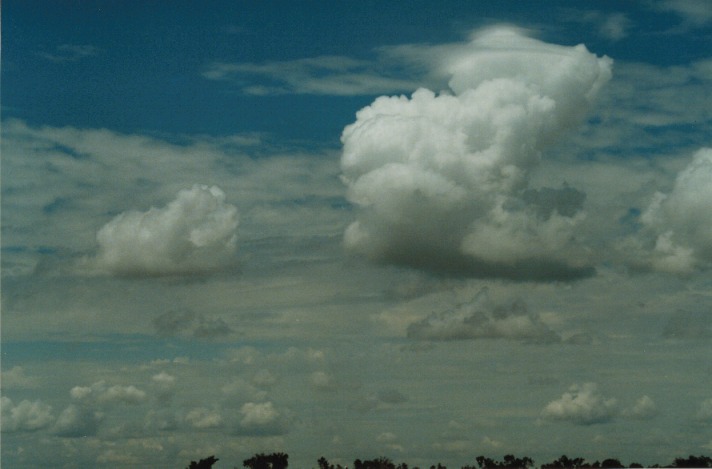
70,381,147,406
1,366,40,389
341,27,611,280
53,404,102,438
185,407,223,429
653,0,712,27
86,184,239,276
407,288,560,343
541,383,618,425
237,401,287,435
623,395,658,420
38,44,101,63
697,398,712,421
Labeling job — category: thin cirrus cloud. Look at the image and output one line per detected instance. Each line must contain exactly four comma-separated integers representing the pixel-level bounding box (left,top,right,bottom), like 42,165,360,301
340,26,612,281
83,184,240,277
202,55,421,96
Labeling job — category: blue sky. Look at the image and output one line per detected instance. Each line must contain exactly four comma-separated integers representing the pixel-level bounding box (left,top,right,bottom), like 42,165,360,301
2,1,712,468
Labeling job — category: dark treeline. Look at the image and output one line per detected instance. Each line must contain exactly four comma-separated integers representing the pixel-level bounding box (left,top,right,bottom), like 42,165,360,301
186,452,712,469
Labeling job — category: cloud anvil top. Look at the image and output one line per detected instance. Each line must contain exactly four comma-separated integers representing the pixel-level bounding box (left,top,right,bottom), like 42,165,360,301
2,1,712,468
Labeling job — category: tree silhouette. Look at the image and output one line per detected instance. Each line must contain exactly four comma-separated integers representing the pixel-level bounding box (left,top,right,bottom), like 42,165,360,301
243,452,289,469
187,455,219,469
670,455,712,468
354,457,397,469
472,455,534,469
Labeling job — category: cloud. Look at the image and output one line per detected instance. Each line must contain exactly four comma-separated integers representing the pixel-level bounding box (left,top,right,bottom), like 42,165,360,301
153,309,233,339
624,148,712,273
310,371,338,391
238,401,287,435
652,0,712,27
340,27,611,280
202,55,420,96
696,398,712,421
86,184,239,276
540,383,618,425
53,404,102,437
38,44,101,62
70,380,147,406
185,407,223,429
1,396,54,432
622,395,658,420
662,310,712,339
0,366,40,389
407,288,560,343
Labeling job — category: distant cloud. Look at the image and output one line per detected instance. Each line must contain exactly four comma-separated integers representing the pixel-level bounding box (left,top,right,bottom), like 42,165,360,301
85,184,239,276
237,401,287,435
185,407,223,429
53,404,101,438
561,10,631,41
0,366,40,389
153,309,233,339
0,396,54,432
696,397,712,421
623,395,658,420
203,55,420,96
38,44,101,63
541,383,618,425
340,27,611,281
70,380,146,406
652,0,712,27
407,288,560,343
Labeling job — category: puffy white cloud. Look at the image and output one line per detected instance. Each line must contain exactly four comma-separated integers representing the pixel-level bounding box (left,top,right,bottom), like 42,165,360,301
87,184,239,276
628,148,712,273
185,407,223,429
0,366,40,389
310,371,338,391
69,380,146,405
541,383,618,425
407,288,560,343
623,395,658,420
341,27,611,280
238,401,286,435
1,396,54,432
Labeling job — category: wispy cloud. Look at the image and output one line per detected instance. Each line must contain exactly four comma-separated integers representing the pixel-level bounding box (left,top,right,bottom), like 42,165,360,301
202,55,421,96
38,44,101,63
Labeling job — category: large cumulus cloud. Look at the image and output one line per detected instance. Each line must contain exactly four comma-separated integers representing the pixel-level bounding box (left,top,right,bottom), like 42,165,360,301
340,27,611,280
87,184,239,276
628,148,712,273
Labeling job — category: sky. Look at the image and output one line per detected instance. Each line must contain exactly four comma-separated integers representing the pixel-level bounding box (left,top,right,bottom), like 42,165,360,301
2,1,712,468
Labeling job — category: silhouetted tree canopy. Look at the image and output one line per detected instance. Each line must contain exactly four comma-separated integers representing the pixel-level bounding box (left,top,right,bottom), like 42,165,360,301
243,452,289,469
670,455,712,468
187,455,219,469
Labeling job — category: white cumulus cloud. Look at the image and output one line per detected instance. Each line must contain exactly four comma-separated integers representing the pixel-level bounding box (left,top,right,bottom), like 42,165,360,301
238,401,286,435
541,382,618,425
340,27,611,281
1,396,54,432
87,184,239,276
628,148,712,273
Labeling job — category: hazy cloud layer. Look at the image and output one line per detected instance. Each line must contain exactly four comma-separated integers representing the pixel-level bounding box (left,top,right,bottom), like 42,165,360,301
87,185,239,276
341,27,611,280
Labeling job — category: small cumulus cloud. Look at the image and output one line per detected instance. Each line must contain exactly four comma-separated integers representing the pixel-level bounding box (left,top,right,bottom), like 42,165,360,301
85,184,239,276
652,0,712,27
0,396,54,432
238,401,287,435
185,407,223,429
70,380,147,406
407,288,560,343
153,309,233,339
541,383,618,425
310,371,338,391
623,395,658,420
0,366,40,389
340,27,611,281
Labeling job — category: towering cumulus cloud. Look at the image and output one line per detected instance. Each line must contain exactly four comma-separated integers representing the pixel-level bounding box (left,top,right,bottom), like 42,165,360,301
340,28,611,280
89,184,239,276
